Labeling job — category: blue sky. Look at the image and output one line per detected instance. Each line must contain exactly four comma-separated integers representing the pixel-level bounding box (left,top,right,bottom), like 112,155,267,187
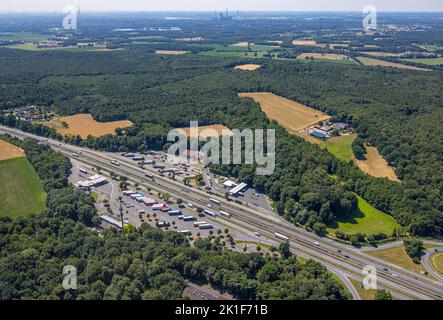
2,0,443,13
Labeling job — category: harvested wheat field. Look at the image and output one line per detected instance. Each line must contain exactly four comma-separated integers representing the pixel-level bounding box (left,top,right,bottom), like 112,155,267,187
239,92,330,133
357,57,430,71
355,146,400,182
155,50,190,55
292,40,326,48
234,64,261,71
47,114,133,139
330,43,349,49
297,53,349,60
176,124,233,138
0,140,25,161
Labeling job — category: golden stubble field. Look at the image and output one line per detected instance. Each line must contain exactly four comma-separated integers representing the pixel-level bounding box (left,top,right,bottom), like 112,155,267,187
44,114,133,139
238,92,331,132
234,64,261,71
0,140,25,161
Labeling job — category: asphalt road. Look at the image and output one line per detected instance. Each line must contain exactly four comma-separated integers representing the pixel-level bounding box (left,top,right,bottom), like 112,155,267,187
2,125,443,300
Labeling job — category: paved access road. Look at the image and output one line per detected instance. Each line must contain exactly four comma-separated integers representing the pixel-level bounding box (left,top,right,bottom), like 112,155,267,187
2,125,443,300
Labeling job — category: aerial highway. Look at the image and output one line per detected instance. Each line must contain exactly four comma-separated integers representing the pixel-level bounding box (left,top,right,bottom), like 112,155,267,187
1,125,443,300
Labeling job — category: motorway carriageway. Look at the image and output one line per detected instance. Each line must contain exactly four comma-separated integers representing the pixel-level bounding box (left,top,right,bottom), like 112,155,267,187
1,125,443,300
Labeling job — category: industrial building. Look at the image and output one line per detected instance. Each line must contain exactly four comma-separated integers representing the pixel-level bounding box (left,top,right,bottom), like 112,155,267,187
229,182,248,196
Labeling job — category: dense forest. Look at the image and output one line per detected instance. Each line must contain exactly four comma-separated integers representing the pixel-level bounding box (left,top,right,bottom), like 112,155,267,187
0,137,348,300
0,44,442,237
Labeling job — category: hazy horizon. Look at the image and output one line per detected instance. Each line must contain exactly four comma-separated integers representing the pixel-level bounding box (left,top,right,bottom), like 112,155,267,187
2,0,443,13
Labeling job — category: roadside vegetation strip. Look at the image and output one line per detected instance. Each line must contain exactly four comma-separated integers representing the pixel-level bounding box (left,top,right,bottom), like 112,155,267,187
42,113,133,139
0,139,25,161
356,56,431,71
0,157,46,218
327,196,400,237
430,253,443,275
238,92,331,133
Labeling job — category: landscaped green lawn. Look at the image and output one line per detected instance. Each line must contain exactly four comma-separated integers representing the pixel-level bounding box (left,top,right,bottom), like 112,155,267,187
0,157,46,218
401,58,443,66
319,134,356,161
327,196,400,236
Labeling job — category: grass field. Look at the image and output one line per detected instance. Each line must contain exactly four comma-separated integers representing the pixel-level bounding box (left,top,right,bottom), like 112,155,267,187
0,157,46,218
355,146,400,182
357,56,430,71
430,253,443,275
43,114,133,139
327,196,400,236
176,124,233,138
368,246,428,275
238,92,330,132
319,134,356,162
234,64,261,71
401,58,443,66
0,140,25,161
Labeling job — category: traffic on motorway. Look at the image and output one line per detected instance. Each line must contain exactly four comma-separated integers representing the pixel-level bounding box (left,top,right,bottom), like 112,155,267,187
1,125,443,300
